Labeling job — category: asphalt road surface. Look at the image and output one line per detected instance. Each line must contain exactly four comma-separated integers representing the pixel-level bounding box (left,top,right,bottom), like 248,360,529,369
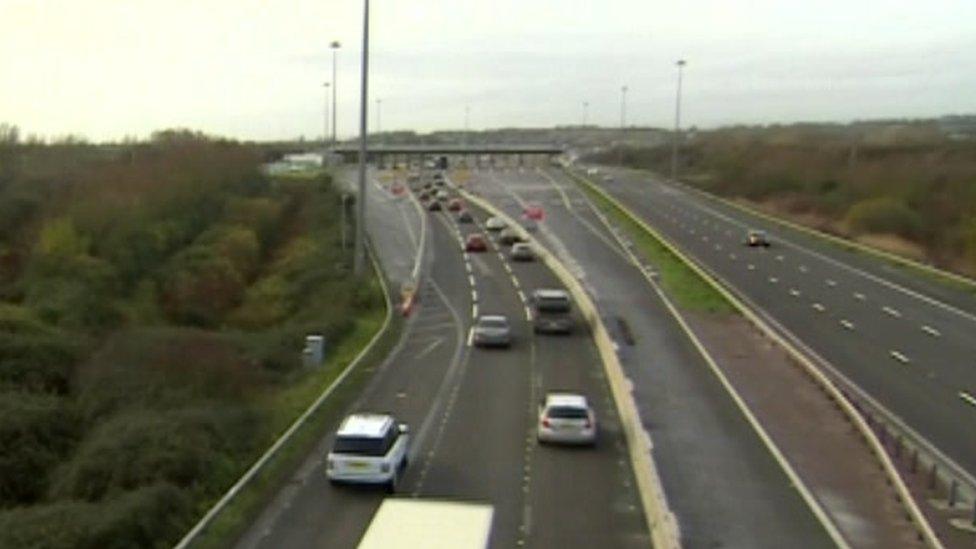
462,167,835,548
234,170,648,548
585,165,976,486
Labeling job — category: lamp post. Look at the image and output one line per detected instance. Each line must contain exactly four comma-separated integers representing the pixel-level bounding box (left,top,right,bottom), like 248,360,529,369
620,85,628,128
330,40,341,145
353,1,369,275
322,82,330,148
670,59,687,183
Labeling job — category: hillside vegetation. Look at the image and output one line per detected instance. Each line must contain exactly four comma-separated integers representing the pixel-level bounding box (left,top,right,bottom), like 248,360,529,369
589,121,976,276
0,129,382,548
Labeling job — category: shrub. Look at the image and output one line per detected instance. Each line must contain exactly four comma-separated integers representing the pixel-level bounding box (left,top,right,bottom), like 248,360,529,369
160,246,245,327
844,197,922,239
0,483,190,549
48,407,255,501
0,391,79,506
22,254,121,329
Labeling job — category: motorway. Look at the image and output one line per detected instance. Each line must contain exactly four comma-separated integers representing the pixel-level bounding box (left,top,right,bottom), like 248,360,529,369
461,167,835,547
584,166,976,486
234,169,647,548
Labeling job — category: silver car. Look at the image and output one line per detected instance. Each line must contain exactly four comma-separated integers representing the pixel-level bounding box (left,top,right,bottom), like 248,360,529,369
472,314,512,348
510,243,534,261
537,393,597,445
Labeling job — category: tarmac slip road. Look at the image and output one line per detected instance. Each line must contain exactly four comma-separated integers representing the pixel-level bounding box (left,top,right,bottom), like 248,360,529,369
461,168,836,548
587,166,976,486
235,172,648,549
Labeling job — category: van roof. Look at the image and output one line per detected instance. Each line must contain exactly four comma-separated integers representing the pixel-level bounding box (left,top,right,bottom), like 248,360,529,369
534,288,569,300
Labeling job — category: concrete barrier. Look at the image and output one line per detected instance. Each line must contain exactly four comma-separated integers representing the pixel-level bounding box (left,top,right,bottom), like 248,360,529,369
461,189,681,549
566,169,943,549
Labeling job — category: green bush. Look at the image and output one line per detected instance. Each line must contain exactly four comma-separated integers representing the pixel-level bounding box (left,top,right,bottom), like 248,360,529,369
0,330,86,395
49,407,255,502
75,328,262,421
0,391,79,506
844,197,922,238
0,483,190,549
160,246,246,327
22,254,121,329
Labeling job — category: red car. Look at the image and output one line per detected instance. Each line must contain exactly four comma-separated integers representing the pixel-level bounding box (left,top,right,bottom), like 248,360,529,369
524,204,545,221
465,233,488,252
448,198,464,211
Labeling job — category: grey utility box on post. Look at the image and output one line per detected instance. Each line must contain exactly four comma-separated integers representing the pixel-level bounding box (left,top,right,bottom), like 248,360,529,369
303,335,325,368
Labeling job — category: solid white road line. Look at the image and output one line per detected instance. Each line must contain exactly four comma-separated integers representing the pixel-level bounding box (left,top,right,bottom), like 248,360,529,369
960,392,976,408
840,319,855,330
921,325,941,337
882,306,902,318
813,303,826,312
889,350,910,364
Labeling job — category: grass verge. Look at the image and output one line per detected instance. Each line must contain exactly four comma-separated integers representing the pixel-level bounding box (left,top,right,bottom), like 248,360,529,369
570,172,734,314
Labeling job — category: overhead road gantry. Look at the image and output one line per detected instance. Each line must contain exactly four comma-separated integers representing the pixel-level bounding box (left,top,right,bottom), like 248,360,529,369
328,143,565,167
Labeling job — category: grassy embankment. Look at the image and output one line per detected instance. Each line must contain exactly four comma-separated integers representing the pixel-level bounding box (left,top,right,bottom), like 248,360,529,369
0,130,386,548
569,172,733,313
588,121,976,279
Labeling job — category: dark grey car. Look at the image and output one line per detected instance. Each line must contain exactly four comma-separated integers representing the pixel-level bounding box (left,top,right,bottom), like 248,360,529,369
531,289,573,335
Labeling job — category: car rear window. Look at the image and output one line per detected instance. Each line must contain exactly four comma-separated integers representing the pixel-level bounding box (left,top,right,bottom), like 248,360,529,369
333,434,394,456
536,295,570,312
547,406,588,419
480,317,508,328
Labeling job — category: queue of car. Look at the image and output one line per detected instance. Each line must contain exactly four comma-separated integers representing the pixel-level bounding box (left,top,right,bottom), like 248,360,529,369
327,169,596,495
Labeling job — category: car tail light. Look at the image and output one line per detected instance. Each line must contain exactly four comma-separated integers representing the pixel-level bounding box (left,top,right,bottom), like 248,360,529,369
542,418,551,428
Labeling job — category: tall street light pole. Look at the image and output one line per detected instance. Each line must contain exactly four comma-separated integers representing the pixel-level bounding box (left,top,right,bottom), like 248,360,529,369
671,59,687,183
353,1,370,275
620,85,628,128
322,82,330,148
330,40,341,145
376,98,382,136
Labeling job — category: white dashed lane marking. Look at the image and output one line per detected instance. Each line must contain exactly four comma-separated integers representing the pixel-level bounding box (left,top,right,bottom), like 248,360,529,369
768,277,778,284
921,325,941,337
799,265,809,273
812,303,826,312
889,350,910,364
960,392,976,408
825,279,837,287
882,306,902,318
840,319,855,330
853,292,866,301
789,288,801,297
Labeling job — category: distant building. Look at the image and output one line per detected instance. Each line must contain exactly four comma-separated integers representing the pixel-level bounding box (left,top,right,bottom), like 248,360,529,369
939,115,976,140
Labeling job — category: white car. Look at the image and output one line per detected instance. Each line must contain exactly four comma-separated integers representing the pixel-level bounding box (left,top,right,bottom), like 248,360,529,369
485,216,507,231
537,393,596,445
327,414,410,492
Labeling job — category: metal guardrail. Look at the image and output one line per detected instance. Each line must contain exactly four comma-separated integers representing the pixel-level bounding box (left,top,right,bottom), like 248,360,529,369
565,166,947,548
460,188,681,549
173,244,396,549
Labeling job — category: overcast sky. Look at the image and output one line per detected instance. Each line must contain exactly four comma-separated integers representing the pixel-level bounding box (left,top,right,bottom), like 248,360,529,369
1,0,974,141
